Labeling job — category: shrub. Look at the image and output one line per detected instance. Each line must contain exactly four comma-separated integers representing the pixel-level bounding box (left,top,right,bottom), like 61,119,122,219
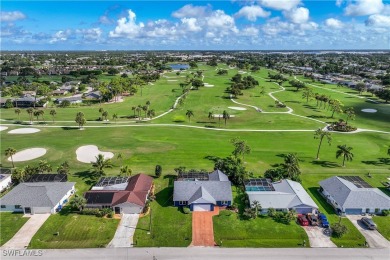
382,209,389,216
81,208,100,216
182,207,191,214
268,208,276,217
172,115,186,122
107,211,114,218
331,223,348,238
96,210,105,218
155,165,162,178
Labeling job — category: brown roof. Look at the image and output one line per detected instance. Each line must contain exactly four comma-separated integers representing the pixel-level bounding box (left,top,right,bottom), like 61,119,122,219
112,191,149,207
125,174,153,192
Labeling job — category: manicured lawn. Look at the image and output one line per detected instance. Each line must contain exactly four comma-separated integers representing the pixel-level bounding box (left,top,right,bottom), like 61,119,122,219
0,212,29,246
134,176,192,247
213,210,309,248
372,216,390,241
29,211,120,249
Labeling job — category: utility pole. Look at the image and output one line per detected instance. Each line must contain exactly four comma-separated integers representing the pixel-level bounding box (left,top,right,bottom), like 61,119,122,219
149,208,152,235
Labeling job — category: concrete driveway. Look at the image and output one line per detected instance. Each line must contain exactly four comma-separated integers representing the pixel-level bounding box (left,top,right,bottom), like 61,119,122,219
303,226,337,248
347,215,390,249
1,214,50,249
107,214,139,248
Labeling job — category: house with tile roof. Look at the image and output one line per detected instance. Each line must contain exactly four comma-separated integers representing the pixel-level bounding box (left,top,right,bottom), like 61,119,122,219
246,178,318,214
0,182,75,214
173,169,232,211
319,176,390,215
84,174,153,214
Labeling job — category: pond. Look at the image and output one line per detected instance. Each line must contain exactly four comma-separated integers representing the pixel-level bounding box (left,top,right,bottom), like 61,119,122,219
169,64,190,70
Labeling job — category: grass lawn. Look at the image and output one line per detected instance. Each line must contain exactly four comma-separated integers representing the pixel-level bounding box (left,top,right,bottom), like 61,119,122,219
213,210,309,248
29,209,120,249
134,176,192,247
0,212,29,246
372,216,390,241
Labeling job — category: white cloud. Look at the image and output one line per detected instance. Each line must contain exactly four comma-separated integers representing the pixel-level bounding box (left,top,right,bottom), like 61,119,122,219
49,30,72,44
76,28,103,41
336,0,344,7
172,4,208,18
109,10,144,38
344,0,384,16
0,11,26,22
235,5,270,21
206,10,238,33
325,18,344,29
365,14,390,27
181,18,202,32
258,0,301,11
283,7,309,24
99,15,113,25
242,26,260,36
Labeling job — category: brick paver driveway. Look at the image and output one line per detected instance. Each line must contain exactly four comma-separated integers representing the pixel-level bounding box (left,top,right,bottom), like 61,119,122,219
190,207,219,247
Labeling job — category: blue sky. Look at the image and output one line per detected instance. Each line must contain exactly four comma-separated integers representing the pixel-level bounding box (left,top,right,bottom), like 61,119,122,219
1,0,390,50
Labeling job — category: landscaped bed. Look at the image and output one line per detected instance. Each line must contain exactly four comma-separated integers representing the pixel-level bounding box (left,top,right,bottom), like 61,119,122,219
213,210,309,248
0,212,29,246
29,213,119,249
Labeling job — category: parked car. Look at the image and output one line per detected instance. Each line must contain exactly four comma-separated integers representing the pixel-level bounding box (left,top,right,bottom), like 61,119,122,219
298,214,309,226
307,213,318,226
318,213,329,228
361,217,377,230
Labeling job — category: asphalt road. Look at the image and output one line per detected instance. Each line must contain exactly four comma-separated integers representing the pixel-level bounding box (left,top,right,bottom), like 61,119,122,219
1,248,389,260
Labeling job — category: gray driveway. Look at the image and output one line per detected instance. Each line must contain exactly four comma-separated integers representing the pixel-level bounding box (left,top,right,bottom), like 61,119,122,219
303,226,337,248
347,215,390,249
1,214,50,249
107,214,139,248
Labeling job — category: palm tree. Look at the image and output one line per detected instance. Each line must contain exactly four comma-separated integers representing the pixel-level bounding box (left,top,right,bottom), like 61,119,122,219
57,161,70,175
5,147,16,168
185,110,194,122
142,105,148,118
302,87,313,103
344,107,355,124
112,113,118,123
136,105,142,120
26,108,34,123
38,110,45,123
131,106,136,117
117,153,123,164
120,165,132,177
50,109,56,123
147,109,155,119
314,128,332,160
208,111,214,121
75,111,86,129
222,110,230,126
91,154,113,177
102,110,109,121
70,195,86,212
34,110,40,122
336,144,354,167
38,160,52,173
282,153,301,180
15,108,21,121
146,100,151,110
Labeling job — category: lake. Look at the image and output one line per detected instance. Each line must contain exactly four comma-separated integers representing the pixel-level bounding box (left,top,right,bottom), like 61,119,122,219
169,64,190,70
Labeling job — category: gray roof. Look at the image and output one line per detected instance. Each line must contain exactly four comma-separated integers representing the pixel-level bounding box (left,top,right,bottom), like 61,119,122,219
209,169,230,181
188,186,216,204
0,182,75,208
173,181,232,202
247,179,318,209
319,176,390,209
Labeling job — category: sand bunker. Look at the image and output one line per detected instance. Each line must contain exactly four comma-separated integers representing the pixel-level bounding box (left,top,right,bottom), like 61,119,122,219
228,106,247,111
204,83,214,87
8,128,41,134
9,148,47,162
76,145,114,163
0,126,8,131
213,114,236,118
361,109,377,113
167,80,178,82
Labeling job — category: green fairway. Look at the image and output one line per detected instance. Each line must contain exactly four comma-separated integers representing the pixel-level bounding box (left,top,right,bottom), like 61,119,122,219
134,177,192,247
0,213,29,246
372,216,390,241
213,210,309,248
29,210,120,249
1,65,389,248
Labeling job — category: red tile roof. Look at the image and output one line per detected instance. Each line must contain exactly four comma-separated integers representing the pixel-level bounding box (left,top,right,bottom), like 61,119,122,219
125,174,154,192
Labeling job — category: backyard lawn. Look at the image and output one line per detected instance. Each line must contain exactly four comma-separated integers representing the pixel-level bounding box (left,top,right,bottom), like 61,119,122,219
29,209,119,249
0,212,29,246
372,216,390,241
213,210,309,248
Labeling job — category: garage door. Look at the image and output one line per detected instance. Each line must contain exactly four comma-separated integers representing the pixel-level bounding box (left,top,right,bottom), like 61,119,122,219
345,208,362,215
295,207,313,214
193,204,211,212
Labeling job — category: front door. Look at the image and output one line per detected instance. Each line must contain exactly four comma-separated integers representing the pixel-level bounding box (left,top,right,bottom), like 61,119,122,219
114,207,121,214
24,207,31,214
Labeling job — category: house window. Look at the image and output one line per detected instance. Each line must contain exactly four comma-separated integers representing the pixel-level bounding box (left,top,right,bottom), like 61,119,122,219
179,201,187,205
1,205,5,208
15,205,22,209
221,201,228,205
375,208,380,213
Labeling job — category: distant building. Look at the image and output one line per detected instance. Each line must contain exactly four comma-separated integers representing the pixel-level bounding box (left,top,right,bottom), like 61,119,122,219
0,169,12,192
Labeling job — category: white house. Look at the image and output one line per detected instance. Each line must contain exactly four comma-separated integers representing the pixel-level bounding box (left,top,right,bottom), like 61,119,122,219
0,182,75,214
0,174,12,192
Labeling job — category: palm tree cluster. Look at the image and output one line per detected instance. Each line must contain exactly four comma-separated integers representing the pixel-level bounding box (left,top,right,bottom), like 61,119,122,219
264,153,301,182
132,101,155,120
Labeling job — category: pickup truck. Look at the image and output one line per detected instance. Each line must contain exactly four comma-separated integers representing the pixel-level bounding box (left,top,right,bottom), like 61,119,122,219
318,213,329,228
